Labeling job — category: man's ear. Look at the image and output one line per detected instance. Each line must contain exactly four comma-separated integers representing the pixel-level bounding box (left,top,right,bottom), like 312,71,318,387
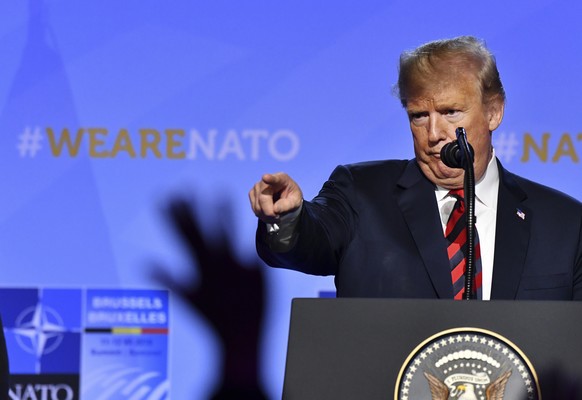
487,97,505,131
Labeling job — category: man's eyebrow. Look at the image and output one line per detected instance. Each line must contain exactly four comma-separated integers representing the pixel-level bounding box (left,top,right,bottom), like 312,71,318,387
406,110,427,117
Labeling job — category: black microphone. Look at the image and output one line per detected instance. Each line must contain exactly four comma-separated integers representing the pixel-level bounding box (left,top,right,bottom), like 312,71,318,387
442,127,478,300
440,140,474,169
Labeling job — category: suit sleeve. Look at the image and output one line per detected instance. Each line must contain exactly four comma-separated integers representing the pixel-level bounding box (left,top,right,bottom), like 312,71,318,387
255,165,357,276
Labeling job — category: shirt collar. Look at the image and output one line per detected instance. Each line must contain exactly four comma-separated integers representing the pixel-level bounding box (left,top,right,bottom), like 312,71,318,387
475,149,499,209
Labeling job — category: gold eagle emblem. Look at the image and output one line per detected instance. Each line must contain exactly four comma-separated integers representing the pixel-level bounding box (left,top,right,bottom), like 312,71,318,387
424,369,512,400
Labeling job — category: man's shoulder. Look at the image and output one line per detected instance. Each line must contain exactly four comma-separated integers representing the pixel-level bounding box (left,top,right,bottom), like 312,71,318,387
502,167,582,208
327,159,427,190
343,159,413,175
330,159,413,186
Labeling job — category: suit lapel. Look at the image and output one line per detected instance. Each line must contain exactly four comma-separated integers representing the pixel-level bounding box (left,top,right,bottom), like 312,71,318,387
396,160,454,298
490,161,531,299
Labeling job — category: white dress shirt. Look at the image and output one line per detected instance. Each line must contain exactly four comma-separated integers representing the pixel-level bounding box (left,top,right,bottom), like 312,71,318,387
435,151,500,300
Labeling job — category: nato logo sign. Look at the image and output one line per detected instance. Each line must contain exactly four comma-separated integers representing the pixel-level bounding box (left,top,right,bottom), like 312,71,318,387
0,287,169,400
0,288,81,399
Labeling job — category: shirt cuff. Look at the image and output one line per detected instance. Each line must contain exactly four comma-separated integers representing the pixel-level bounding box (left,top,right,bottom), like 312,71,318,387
265,203,302,249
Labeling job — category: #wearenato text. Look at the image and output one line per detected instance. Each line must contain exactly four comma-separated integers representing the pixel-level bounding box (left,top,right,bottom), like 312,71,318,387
45,127,300,161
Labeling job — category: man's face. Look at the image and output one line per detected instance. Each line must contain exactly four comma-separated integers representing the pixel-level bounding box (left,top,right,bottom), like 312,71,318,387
405,70,504,189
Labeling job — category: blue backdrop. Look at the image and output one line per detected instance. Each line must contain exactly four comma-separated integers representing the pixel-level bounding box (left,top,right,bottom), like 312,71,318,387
2,1,582,398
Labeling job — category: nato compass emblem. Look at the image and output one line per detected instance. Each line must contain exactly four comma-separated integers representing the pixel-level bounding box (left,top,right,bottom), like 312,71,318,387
13,302,67,359
395,328,540,400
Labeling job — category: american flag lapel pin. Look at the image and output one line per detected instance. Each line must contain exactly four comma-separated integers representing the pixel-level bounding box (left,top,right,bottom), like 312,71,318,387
516,209,526,220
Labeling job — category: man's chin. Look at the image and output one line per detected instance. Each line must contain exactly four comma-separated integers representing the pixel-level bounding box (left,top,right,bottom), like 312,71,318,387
423,165,464,188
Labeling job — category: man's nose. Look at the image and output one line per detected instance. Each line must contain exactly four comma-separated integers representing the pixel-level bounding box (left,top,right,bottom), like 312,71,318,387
427,114,449,143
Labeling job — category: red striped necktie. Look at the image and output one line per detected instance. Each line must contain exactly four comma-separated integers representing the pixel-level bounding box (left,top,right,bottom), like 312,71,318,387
445,189,483,300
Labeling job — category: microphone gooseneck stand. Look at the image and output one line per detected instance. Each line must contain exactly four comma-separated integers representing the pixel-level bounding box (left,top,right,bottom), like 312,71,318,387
440,127,477,300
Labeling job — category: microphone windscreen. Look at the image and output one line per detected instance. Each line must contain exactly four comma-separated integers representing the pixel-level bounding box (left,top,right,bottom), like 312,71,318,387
441,141,463,168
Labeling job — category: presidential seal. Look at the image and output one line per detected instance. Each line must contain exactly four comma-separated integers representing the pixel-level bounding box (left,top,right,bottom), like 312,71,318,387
395,327,540,400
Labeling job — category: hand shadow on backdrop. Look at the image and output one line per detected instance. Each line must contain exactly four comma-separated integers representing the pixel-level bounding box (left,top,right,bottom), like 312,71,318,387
153,198,267,400
530,366,582,400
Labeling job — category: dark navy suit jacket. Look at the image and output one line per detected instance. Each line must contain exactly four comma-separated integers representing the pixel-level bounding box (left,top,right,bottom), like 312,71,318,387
257,159,582,300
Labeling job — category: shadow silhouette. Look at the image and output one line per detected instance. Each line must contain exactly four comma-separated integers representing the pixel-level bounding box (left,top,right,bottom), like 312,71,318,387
0,317,8,398
534,366,582,400
154,198,267,399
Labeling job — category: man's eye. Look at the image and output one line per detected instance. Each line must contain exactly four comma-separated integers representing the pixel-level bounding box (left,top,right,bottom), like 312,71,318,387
445,110,460,117
410,113,427,122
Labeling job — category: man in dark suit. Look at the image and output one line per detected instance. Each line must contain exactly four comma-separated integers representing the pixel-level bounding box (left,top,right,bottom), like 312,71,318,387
249,36,582,300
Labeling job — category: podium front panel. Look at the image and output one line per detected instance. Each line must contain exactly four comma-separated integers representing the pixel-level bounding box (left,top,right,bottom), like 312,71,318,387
283,299,582,399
